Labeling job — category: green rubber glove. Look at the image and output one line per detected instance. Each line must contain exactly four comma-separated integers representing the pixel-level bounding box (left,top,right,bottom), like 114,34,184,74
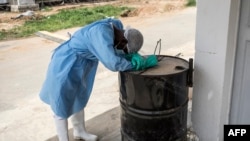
125,53,144,70
126,53,158,71
131,53,145,70
144,55,158,69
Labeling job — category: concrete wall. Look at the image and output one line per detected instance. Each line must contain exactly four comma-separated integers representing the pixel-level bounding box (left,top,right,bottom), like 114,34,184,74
0,0,8,4
191,0,240,140
9,0,39,12
19,0,35,5
10,0,36,5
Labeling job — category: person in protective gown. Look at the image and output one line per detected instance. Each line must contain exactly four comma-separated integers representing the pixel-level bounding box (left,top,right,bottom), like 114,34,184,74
39,18,157,141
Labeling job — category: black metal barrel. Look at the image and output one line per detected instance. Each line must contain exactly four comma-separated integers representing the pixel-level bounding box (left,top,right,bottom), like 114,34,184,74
118,55,193,141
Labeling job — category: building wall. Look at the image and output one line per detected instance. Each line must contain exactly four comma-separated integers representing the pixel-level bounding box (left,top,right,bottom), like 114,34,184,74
19,0,35,5
191,0,240,140
8,0,36,5
9,0,39,12
0,0,8,4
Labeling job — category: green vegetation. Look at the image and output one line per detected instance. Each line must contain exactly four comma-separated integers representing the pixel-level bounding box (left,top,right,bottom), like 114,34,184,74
0,5,131,41
186,0,196,7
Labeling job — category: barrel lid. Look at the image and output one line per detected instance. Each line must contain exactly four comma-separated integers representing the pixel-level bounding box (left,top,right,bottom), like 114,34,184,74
129,55,189,76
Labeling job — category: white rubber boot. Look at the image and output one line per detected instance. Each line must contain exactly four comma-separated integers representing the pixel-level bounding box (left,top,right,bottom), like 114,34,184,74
71,109,98,141
54,115,69,141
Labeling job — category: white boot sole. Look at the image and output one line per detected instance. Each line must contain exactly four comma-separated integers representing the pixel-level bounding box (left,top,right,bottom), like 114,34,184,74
73,136,98,141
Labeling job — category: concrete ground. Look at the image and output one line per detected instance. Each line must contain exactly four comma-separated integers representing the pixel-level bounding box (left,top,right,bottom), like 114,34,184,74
0,7,196,141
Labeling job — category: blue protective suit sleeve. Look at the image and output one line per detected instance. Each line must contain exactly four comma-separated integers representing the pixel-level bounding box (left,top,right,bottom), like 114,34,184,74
87,23,133,71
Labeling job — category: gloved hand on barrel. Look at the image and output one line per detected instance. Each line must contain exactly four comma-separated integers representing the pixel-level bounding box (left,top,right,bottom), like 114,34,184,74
126,53,158,71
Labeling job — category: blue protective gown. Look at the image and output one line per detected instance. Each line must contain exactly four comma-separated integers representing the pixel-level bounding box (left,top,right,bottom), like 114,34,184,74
39,18,133,118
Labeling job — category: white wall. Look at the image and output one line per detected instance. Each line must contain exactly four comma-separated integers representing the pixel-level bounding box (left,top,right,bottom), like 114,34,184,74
7,0,36,5
18,0,35,5
191,0,240,140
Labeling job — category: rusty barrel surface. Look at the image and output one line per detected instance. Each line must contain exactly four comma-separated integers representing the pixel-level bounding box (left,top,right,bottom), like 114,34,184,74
119,55,192,141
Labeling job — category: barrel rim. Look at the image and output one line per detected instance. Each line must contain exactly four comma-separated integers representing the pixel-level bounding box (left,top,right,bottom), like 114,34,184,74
120,55,190,76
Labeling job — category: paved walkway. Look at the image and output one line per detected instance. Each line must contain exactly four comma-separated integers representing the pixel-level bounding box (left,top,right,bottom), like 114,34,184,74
0,7,196,141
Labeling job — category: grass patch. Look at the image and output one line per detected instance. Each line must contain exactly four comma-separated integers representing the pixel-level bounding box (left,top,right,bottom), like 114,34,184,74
186,0,196,7
0,5,131,41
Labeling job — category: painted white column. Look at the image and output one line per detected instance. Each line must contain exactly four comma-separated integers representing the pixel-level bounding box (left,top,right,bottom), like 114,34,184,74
191,0,240,141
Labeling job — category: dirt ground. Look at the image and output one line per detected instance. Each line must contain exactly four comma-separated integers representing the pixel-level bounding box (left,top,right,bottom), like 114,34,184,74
0,0,187,31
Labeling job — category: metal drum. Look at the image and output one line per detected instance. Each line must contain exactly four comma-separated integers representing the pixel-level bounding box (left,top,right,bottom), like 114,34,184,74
119,55,193,141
